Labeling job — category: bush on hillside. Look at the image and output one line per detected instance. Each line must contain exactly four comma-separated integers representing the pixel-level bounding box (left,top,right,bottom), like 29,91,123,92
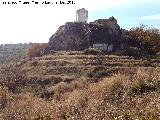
83,48,102,55
128,24,160,55
86,70,111,78
0,65,25,93
0,87,7,109
27,43,50,59
124,47,143,57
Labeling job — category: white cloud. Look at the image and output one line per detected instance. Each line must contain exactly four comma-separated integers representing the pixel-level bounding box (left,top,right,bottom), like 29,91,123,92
141,15,160,20
132,14,160,21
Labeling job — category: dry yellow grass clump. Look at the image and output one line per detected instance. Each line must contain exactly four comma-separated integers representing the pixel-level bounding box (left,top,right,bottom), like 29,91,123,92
0,52,160,120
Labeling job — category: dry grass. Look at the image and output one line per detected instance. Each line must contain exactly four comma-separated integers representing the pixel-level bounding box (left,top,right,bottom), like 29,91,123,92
0,52,160,120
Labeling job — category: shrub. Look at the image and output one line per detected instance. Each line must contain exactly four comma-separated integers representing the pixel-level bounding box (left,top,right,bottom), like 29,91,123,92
124,47,143,57
128,69,160,96
0,87,7,109
103,79,124,104
86,70,111,78
39,90,54,101
83,48,102,55
128,24,160,55
0,65,25,93
27,43,49,59
1,94,57,120
129,82,156,96
75,38,89,50
155,52,160,60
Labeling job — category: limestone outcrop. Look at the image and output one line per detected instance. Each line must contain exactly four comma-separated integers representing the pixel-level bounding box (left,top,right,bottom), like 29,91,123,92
49,17,123,51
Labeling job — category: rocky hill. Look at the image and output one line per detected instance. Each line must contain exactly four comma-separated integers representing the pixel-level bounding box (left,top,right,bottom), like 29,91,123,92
49,17,123,51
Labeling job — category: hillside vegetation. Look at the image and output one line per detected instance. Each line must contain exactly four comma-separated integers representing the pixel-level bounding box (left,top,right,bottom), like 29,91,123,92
0,43,31,64
0,51,160,120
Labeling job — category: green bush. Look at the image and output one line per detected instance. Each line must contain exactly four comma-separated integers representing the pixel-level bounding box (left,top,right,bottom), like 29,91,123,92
27,43,49,59
128,80,159,96
124,47,143,57
128,25,160,54
86,70,110,78
83,48,102,55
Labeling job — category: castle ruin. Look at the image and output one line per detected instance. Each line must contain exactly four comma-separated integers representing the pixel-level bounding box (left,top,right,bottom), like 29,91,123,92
49,8,123,53
76,8,88,23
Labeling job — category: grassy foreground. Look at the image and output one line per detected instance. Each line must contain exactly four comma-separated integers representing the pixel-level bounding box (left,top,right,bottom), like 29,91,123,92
0,51,160,120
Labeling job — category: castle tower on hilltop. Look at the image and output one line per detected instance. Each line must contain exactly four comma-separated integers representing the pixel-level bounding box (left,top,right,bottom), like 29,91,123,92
76,8,88,23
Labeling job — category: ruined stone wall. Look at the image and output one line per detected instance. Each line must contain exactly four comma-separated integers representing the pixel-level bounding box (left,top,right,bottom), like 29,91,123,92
76,8,88,23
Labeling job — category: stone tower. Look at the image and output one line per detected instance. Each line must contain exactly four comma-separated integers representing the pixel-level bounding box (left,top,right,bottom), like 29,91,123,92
76,8,88,23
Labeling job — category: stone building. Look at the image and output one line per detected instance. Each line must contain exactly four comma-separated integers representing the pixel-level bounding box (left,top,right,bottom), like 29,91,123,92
93,44,113,52
93,44,108,51
76,8,88,23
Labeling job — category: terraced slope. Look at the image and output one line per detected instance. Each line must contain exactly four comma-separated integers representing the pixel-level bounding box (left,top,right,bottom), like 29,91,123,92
20,51,160,79
0,51,160,120
2,51,155,95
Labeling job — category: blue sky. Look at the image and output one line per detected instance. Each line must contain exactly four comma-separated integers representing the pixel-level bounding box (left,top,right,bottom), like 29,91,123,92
0,0,160,44
89,0,160,29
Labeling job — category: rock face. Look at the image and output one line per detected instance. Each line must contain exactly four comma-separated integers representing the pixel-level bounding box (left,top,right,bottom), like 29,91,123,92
49,17,123,51
49,22,90,51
